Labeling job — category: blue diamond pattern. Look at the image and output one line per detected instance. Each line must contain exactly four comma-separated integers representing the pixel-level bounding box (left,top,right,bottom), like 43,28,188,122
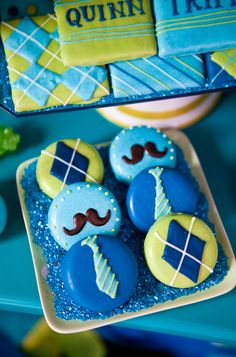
12,63,60,107
162,220,206,283
61,66,107,101
4,17,51,63
51,142,89,184
205,53,235,85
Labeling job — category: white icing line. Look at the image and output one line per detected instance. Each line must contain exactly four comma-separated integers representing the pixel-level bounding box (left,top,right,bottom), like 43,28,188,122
111,74,142,95
170,217,196,286
143,58,186,89
154,228,213,278
63,66,95,106
41,149,99,184
7,16,53,62
15,48,62,108
61,138,80,191
8,66,64,106
2,18,109,97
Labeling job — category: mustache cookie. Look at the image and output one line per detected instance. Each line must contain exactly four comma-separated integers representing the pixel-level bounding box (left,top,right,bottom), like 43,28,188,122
48,182,121,250
109,126,177,184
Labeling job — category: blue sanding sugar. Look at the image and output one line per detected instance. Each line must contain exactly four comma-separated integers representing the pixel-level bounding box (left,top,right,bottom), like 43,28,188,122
21,144,228,321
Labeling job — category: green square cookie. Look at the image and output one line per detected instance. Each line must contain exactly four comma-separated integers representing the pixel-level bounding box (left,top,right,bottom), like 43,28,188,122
1,14,110,112
54,0,157,66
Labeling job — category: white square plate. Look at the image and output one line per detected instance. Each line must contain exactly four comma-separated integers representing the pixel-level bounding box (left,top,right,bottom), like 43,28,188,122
16,129,236,334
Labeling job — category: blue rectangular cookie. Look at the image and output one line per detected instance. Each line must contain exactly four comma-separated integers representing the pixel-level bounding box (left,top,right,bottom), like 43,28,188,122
154,0,236,57
109,54,205,98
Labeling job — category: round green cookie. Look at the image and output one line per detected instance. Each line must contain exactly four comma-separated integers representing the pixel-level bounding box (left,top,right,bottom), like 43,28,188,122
36,139,104,199
144,214,218,288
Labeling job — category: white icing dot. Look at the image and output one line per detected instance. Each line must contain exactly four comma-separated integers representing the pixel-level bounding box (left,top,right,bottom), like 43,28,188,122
111,228,116,233
98,187,102,191
170,156,175,160
115,136,119,140
157,129,161,133
86,184,91,188
66,189,72,194
57,236,60,240
170,148,174,152
105,192,109,196
60,197,65,202
112,153,116,158
113,207,117,212
77,186,81,190
53,204,58,209
162,133,167,138
110,199,114,203
116,218,120,222
168,140,172,144
53,225,57,229
121,130,125,134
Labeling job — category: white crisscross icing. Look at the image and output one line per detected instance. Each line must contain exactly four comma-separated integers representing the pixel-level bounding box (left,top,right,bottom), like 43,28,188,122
211,49,236,83
154,217,213,286
41,139,99,190
2,14,109,109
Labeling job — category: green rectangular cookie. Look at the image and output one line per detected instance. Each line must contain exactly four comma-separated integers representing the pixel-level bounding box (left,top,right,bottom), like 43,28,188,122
54,0,157,66
1,14,110,112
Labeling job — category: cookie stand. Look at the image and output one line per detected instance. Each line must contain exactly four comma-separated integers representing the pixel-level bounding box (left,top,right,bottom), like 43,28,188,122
0,1,236,116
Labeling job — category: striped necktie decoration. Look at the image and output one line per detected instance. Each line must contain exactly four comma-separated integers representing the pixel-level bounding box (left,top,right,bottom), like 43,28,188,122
149,167,172,220
81,235,119,299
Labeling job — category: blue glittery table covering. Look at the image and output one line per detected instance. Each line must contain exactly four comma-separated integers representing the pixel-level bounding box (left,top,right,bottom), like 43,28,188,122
20,145,228,321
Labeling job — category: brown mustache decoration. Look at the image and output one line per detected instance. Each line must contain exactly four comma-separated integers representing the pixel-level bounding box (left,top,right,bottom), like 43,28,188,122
63,208,111,236
122,142,168,165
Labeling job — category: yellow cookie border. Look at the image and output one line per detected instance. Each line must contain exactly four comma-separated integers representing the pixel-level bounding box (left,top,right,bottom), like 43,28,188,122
36,139,104,199
144,214,218,288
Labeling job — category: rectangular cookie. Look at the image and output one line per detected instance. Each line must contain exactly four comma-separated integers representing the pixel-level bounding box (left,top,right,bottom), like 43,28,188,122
109,54,205,98
54,0,157,66
0,14,110,112
154,0,236,57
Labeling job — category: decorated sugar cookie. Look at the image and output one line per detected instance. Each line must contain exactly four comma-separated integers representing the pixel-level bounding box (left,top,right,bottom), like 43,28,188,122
126,166,197,232
0,14,110,113
154,0,236,57
54,0,157,67
109,126,177,184
36,139,104,199
48,183,121,250
62,234,138,312
144,214,218,288
0,195,7,234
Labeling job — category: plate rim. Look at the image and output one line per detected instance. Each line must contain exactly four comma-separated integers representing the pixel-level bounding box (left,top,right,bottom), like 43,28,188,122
16,129,236,334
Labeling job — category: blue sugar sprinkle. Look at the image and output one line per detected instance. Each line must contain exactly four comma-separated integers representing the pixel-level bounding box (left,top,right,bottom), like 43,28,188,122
21,145,228,321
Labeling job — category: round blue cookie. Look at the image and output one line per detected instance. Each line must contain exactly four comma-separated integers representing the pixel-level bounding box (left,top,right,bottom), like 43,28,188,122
0,195,7,234
62,234,138,312
48,183,121,250
126,166,197,232
109,126,177,184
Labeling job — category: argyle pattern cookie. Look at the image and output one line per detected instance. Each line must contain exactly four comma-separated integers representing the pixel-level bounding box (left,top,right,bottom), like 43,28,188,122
162,219,206,283
1,15,110,112
211,49,236,80
109,54,205,98
205,53,235,86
